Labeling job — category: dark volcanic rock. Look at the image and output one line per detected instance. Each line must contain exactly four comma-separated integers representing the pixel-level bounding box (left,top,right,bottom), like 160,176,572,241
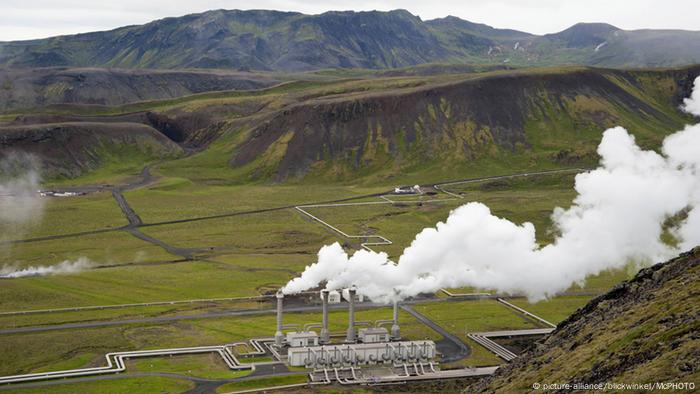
0,122,182,177
230,68,683,180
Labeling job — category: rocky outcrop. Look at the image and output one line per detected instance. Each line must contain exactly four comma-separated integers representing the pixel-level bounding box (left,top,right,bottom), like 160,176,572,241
469,247,700,393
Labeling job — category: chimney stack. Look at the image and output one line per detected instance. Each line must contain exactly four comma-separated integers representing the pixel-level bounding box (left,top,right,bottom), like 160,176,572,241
320,290,330,344
391,300,400,340
345,287,356,343
275,291,284,347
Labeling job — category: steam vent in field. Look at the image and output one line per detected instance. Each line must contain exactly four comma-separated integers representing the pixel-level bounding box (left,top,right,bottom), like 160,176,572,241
0,4,699,394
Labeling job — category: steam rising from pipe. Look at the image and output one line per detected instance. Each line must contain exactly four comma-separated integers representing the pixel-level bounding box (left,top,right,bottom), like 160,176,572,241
283,76,700,303
0,257,94,278
0,153,45,244
683,77,700,116
1,152,46,264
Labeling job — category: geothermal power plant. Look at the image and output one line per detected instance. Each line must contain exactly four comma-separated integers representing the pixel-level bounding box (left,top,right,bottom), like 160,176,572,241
274,288,438,374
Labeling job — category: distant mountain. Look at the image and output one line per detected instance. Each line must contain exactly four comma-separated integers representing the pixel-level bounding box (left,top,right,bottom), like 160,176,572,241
1,9,700,71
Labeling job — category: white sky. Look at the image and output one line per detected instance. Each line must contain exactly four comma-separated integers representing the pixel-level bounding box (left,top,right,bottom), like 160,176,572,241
1,0,698,41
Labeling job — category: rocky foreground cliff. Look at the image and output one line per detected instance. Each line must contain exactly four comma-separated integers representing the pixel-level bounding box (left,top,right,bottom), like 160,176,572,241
469,247,700,393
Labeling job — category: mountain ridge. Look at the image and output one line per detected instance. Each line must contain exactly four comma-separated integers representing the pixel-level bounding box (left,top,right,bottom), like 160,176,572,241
2,9,700,71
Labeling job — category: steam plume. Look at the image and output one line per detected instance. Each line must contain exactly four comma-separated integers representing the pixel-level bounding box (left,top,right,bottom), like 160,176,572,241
284,76,700,303
0,257,94,278
0,153,45,247
683,76,700,116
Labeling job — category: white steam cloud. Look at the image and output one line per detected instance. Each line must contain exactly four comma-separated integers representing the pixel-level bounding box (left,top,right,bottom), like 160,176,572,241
683,77,700,116
283,76,700,303
0,153,45,247
0,257,94,278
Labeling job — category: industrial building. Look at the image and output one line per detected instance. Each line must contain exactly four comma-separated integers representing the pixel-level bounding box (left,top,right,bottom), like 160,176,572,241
358,327,390,343
274,287,437,371
288,340,436,368
393,185,422,194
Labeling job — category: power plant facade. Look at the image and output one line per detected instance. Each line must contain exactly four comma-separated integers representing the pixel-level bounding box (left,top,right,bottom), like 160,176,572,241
288,340,436,368
275,288,437,369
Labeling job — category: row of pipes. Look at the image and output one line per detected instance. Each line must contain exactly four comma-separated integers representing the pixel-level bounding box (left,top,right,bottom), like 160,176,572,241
0,339,271,385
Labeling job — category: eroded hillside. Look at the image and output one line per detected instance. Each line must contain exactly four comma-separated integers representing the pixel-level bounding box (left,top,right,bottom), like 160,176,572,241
2,66,699,183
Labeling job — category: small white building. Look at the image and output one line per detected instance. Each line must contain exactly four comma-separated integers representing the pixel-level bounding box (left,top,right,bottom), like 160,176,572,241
393,185,422,195
358,327,389,343
286,331,319,347
328,290,341,304
342,288,364,303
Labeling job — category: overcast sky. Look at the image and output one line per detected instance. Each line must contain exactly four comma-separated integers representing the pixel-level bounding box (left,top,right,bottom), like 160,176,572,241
2,0,698,41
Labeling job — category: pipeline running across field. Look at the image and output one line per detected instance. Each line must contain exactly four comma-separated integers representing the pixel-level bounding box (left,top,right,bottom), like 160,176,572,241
295,168,584,253
0,338,273,385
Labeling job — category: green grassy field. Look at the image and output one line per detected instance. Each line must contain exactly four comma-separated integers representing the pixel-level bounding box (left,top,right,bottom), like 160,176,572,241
215,374,308,393
414,299,546,334
9,191,126,239
124,178,387,223
3,376,194,394
127,353,252,379
0,257,306,312
4,230,177,270
508,296,592,323
140,209,334,254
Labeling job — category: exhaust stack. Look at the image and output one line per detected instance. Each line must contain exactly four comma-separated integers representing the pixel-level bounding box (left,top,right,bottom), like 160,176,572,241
391,300,400,340
345,287,357,343
275,291,284,347
320,290,330,344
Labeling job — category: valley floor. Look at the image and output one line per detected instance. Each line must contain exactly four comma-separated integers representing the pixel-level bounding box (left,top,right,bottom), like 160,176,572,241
0,167,637,393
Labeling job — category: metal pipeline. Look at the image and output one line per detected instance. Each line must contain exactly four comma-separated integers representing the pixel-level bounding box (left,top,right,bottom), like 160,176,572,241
320,289,330,344
391,300,401,340
275,290,284,347
345,288,356,343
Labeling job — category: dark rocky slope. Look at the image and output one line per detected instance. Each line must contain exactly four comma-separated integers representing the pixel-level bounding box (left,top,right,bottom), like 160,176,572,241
469,247,700,392
0,122,182,178
227,67,700,181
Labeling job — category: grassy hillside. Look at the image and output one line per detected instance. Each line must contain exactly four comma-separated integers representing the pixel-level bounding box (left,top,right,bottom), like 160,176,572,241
0,67,281,111
470,247,700,392
159,66,699,185
3,65,698,185
0,122,182,180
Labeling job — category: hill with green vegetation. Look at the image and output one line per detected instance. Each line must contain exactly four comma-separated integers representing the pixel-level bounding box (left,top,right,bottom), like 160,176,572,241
2,9,700,71
470,247,700,392
0,121,182,179
0,67,281,111
2,65,698,183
